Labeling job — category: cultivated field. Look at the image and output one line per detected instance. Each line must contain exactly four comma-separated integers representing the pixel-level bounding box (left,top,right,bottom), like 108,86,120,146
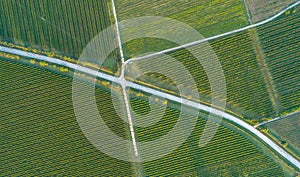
128,92,285,176
1,59,285,176
115,0,249,58
0,59,133,176
126,31,275,120
245,0,298,23
0,0,119,69
257,7,300,111
265,112,300,157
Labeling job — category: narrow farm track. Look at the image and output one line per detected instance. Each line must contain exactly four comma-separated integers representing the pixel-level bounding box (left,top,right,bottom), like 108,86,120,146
1,45,299,170
125,0,300,63
255,110,300,128
111,2,145,176
1,0,300,170
111,0,125,63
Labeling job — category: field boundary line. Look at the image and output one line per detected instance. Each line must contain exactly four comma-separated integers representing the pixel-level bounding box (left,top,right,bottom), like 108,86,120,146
0,45,299,169
255,110,300,128
248,28,283,115
242,0,252,24
111,0,125,63
111,1,144,174
124,0,300,64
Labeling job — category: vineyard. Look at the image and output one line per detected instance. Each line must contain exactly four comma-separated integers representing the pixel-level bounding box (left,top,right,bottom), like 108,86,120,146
264,112,300,157
0,0,119,70
128,92,285,176
245,0,298,23
115,0,248,58
127,31,275,120
1,0,299,176
1,59,286,176
0,59,133,176
257,7,300,111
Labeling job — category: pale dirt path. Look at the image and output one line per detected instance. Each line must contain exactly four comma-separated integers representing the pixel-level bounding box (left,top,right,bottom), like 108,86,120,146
1,0,300,170
0,45,299,169
125,0,300,64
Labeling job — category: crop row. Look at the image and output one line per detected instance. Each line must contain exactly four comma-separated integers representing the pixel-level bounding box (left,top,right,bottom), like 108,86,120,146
245,0,297,23
0,59,133,176
127,90,283,176
116,0,248,58
128,31,274,119
266,112,300,153
0,0,119,69
194,154,284,176
257,9,300,110
1,59,284,176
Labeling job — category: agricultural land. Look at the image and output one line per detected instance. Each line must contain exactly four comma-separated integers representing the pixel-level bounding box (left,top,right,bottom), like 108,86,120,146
1,58,291,176
256,6,300,111
0,0,120,72
1,0,300,176
245,0,298,23
115,0,249,58
263,112,300,158
126,31,275,121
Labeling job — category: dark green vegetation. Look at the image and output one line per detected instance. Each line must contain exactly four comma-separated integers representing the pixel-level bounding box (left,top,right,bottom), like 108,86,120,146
115,0,249,58
0,0,119,68
257,8,300,111
0,59,132,176
128,93,284,176
128,31,274,120
1,59,285,176
264,112,300,157
210,31,274,118
116,0,248,37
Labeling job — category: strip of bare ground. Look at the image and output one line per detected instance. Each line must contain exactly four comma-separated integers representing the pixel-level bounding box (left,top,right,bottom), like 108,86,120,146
248,28,283,115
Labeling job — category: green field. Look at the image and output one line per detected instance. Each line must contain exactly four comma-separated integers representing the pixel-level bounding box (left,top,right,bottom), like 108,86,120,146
127,31,275,120
264,112,300,157
129,91,285,176
1,59,286,176
0,59,133,176
0,0,119,71
115,0,249,58
257,7,300,111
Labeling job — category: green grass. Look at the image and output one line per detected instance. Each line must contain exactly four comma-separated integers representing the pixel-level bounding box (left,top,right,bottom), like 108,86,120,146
0,0,119,69
257,7,300,111
127,31,274,120
115,0,249,58
1,59,285,176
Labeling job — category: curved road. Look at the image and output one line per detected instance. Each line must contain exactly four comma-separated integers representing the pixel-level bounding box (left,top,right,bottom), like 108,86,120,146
1,45,299,169
126,0,300,63
1,1,300,169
